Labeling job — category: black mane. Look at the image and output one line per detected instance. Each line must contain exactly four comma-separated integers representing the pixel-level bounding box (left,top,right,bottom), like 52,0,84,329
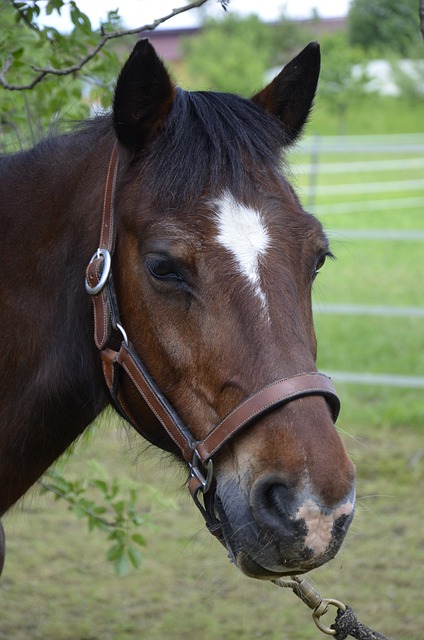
137,88,286,208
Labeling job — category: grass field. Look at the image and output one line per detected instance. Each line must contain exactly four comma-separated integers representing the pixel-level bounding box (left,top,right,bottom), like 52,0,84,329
1,421,423,640
294,133,424,436
309,95,424,136
1,130,423,640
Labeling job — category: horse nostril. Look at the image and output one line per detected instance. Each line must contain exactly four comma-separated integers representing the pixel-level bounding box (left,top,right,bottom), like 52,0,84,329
265,483,293,517
251,478,296,531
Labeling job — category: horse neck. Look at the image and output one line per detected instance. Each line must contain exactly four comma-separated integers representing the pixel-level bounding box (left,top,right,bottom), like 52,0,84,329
0,121,114,513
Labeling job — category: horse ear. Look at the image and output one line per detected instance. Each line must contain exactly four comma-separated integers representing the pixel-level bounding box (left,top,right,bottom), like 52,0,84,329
252,42,320,144
113,40,175,151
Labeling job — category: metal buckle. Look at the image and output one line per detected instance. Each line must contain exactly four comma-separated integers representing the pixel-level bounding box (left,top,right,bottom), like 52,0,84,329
114,322,129,347
189,450,213,494
273,576,347,637
85,248,111,295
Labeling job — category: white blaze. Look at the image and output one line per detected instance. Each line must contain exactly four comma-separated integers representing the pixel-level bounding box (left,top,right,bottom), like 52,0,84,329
214,192,270,305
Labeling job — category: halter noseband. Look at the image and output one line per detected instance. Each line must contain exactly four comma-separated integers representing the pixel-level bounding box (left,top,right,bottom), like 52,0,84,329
85,144,340,541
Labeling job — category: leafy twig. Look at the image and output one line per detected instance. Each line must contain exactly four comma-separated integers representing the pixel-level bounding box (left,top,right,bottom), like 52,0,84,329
38,479,116,529
1,0,211,91
38,469,150,576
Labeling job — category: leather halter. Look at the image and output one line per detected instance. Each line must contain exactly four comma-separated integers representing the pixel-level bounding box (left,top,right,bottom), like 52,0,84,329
85,143,341,540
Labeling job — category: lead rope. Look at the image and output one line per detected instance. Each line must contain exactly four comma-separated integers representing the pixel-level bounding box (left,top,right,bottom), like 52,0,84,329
273,576,390,639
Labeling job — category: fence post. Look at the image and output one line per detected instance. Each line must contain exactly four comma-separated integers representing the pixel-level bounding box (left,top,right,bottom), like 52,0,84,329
308,134,320,212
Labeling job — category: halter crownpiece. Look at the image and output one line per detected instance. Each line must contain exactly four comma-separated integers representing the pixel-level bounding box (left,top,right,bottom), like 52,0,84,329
86,143,341,540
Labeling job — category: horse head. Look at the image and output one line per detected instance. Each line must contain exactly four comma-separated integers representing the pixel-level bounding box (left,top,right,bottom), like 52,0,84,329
95,40,355,580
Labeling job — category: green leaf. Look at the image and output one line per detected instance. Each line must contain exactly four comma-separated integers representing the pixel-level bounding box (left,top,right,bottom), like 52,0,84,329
92,480,108,494
12,47,24,59
114,552,130,577
92,505,107,515
45,0,65,16
111,500,125,517
69,4,92,36
127,546,142,570
49,476,72,494
72,504,88,519
131,533,147,547
106,543,124,562
108,482,120,501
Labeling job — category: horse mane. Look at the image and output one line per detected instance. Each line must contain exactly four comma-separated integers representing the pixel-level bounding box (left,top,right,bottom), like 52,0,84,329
129,88,287,208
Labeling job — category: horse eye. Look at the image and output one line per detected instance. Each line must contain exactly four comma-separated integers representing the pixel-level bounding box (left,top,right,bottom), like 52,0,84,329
315,255,327,272
314,251,333,276
146,257,185,282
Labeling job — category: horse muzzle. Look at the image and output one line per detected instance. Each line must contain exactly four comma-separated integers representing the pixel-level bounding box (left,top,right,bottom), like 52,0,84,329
215,476,355,580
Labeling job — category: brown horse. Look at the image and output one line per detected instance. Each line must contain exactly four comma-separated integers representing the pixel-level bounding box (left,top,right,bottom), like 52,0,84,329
0,40,355,581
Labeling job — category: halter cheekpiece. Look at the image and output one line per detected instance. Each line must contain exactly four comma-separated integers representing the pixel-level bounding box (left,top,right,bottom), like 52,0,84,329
85,143,341,541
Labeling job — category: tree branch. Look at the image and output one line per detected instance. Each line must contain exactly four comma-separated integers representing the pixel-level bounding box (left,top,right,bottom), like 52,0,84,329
1,0,211,91
38,480,117,529
420,0,424,39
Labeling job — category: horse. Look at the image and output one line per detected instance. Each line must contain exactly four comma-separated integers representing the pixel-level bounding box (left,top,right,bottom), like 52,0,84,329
0,39,355,582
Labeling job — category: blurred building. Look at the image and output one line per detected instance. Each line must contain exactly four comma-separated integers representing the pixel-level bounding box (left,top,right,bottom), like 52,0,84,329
140,17,346,64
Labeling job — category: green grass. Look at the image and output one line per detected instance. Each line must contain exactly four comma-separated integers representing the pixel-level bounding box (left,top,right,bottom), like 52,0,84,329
315,315,424,376
299,131,424,440
330,383,424,432
313,239,424,306
309,94,424,136
317,208,424,231
1,423,424,640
